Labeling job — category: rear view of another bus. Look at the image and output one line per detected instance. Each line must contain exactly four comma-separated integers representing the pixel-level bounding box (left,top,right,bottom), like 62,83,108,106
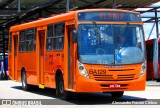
146,38,160,81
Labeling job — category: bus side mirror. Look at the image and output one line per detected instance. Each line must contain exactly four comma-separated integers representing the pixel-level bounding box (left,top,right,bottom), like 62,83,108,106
72,30,78,43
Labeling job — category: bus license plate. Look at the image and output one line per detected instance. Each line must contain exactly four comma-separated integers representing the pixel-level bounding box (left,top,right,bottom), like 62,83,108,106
109,84,120,88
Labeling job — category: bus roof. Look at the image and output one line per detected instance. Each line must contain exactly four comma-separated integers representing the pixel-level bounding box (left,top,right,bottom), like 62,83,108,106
76,8,140,14
10,8,140,32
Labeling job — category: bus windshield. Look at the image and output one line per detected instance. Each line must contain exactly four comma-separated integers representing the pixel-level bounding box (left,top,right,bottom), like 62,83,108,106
78,24,145,64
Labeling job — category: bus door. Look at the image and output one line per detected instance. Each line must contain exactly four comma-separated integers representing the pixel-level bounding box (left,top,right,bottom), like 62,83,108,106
38,30,45,84
67,25,76,89
13,35,18,80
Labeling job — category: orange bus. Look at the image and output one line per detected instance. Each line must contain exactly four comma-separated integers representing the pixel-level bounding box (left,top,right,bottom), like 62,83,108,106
8,9,146,99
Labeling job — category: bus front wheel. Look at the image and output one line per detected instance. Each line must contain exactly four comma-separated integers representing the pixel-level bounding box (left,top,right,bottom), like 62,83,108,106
111,91,124,98
56,74,71,100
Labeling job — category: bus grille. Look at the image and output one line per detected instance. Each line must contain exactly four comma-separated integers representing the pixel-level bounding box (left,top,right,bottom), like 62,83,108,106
93,74,135,81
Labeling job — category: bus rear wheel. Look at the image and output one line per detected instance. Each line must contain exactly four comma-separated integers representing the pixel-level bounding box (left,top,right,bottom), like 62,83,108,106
56,74,71,100
111,91,124,98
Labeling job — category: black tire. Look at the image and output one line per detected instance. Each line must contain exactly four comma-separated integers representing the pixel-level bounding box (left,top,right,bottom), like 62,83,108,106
56,74,71,100
156,79,160,82
21,71,31,91
111,91,124,98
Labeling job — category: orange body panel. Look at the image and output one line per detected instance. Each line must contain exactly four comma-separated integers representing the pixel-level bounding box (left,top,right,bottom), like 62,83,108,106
17,53,37,84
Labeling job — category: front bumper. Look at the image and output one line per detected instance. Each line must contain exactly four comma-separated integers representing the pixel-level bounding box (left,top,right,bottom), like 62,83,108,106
76,74,146,92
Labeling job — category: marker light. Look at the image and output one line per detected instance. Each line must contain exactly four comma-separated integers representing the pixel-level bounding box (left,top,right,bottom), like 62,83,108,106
139,61,146,77
78,61,89,78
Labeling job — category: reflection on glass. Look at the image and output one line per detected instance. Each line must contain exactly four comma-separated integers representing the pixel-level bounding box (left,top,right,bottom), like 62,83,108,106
78,24,145,64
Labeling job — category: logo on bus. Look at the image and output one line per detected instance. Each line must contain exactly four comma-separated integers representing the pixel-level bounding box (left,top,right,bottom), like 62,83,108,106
105,65,124,68
116,54,122,61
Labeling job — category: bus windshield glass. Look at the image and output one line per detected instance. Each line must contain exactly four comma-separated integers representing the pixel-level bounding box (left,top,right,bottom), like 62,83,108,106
78,24,145,64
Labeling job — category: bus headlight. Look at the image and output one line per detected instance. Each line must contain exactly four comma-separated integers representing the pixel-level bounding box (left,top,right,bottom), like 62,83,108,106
139,61,146,77
78,61,89,78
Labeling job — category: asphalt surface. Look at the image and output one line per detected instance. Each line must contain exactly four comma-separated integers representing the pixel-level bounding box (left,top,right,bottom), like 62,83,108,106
0,80,160,108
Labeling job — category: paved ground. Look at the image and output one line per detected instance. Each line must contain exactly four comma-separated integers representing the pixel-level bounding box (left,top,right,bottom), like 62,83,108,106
0,80,160,108
146,80,160,86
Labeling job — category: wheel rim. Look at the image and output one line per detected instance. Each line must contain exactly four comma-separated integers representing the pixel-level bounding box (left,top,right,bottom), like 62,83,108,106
22,73,26,88
59,78,64,94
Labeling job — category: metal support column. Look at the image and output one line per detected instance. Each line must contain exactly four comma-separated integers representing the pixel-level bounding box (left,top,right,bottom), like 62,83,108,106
18,0,21,12
66,0,69,12
153,9,159,79
147,23,155,40
113,0,116,8
2,27,7,80
39,10,42,18
155,9,159,38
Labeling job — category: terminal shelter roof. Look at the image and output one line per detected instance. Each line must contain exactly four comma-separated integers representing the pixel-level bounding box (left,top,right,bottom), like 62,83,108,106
0,0,160,52
0,0,160,28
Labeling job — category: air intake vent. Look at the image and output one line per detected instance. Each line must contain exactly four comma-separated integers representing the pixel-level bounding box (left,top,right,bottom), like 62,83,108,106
93,74,135,81
109,69,135,71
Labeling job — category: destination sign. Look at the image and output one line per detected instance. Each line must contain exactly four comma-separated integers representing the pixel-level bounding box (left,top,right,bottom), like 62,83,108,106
78,11,141,22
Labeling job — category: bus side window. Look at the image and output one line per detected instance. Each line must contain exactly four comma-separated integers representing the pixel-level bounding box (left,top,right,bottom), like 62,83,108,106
46,24,54,51
53,23,64,50
19,30,26,52
47,38,52,51
26,28,35,52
